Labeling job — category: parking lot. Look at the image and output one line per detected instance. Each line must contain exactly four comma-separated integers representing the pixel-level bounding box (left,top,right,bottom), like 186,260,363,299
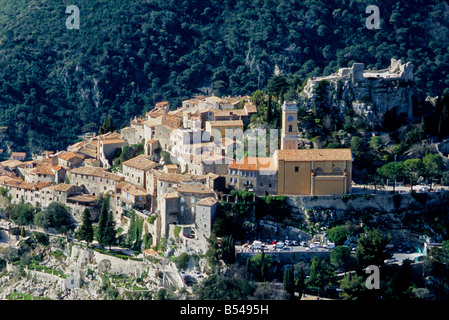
236,240,335,254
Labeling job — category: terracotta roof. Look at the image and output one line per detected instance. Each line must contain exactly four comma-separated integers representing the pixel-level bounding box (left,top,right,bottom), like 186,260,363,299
100,139,127,145
33,164,55,175
0,169,17,177
146,139,159,145
156,101,169,107
117,181,148,196
45,184,79,192
182,98,199,105
11,152,26,158
244,102,258,114
143,248,160,257
160,192,179,199
95,131,122,141
67,194,97,203
196,197,218,206
144,117,164,128
175,184,214,195
58,152,85,161
0,176,51,190
0,159,24,168
70,167,124,182
229,157,276,171
123,155,158,171
34,181,53,189
276,149,353,162
153,171,192,183
78,147,97,158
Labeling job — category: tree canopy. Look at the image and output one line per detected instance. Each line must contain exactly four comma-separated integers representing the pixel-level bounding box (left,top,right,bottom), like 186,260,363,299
0,0,449,153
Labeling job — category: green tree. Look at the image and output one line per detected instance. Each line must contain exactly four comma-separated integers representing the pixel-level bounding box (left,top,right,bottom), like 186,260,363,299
308,257,335,294
283,265,295,299
349,136,367,161
33,210,48,229
97,195,110,249
77,208,94,246
104,211,116,249
7,203,35,226
295,267,306,299
326,225,349,246
339,273,368,300
436,240,449,264
267,75,289,105
194,271,255,300
356,228,391,268
422,153,444,184
403,158,424,192
44,202,71,233
330,246,354,272
249,252,275,282
377,161,405,192
99,116,116,135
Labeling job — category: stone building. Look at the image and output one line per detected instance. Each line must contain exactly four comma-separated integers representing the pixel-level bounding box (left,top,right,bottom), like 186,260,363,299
195,197,219,242
97,137,128,169
115,181,150,212
227,157,278,196
68,166,124,196
57,152,85,169
122,154,159,188
275,148,353,196
40,184,83,208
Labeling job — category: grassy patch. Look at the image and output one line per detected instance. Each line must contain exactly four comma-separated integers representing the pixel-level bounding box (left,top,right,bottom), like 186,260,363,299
7,292,51,300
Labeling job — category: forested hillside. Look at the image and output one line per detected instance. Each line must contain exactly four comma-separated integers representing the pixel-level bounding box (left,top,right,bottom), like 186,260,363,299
0,0,448,153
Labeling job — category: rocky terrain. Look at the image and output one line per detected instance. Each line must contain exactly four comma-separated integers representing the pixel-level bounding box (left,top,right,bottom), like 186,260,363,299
0,234,205,300
299,59,416,128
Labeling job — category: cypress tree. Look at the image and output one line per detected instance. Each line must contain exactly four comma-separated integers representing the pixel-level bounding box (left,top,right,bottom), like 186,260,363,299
78,208,94,246
97,197,109,249
105,210,116,250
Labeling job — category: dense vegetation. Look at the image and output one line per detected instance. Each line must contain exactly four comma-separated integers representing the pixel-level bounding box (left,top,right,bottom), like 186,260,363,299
0,0,449,154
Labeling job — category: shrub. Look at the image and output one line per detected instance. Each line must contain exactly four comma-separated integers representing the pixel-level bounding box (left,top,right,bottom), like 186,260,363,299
32,232,49,246
173,252,191,270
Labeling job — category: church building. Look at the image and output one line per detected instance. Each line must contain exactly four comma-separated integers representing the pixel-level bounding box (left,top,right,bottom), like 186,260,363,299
276,101,353,196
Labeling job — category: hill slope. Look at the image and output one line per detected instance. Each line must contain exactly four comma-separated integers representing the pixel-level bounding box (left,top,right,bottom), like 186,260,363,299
0,0,448,153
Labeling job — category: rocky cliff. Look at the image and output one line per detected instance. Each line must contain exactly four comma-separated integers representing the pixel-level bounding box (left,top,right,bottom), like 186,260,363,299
299,59,416,127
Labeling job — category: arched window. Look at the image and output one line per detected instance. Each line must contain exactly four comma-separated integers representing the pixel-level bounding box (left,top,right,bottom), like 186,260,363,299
288,125,293,132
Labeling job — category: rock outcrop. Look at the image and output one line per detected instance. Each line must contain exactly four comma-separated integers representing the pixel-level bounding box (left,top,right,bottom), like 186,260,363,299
299,58,416,127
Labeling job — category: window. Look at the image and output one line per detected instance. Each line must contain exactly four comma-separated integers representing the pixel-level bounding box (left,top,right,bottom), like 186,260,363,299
295,167,299,172
288,125,293,132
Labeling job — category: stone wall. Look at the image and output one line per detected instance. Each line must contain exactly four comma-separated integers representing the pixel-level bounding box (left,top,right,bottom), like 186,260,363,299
286,191,449,246
286,192,448,214
70,245,147,276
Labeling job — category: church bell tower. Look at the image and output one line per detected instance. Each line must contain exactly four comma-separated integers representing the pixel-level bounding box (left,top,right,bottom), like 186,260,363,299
281,101,299,150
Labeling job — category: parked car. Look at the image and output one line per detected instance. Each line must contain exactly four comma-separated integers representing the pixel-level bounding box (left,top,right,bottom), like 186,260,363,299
275,242,285,249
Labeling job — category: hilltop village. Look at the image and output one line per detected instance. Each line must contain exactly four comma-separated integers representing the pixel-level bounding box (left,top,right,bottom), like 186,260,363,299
0,92,353,254
1,59,449,301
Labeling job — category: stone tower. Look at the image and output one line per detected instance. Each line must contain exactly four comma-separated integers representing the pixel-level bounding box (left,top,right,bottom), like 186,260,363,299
281,101,299,150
